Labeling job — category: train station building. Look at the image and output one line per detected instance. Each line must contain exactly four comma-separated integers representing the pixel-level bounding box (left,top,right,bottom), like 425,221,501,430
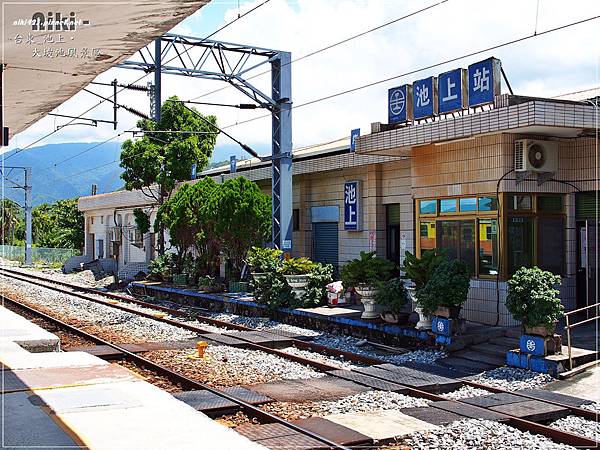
78,85,599,326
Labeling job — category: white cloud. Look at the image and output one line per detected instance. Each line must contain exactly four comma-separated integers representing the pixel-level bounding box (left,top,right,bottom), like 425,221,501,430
8,0,600,161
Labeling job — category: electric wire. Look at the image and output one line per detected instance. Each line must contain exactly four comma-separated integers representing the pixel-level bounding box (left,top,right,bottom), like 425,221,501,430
47,14,600,183
5,0,271,161
188,0,450,102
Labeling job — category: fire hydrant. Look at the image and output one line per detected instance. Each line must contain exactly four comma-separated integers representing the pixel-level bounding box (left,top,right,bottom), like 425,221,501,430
196,341,208,359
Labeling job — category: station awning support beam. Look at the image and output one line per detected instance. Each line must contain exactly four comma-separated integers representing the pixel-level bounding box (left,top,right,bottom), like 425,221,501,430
117,34,293,251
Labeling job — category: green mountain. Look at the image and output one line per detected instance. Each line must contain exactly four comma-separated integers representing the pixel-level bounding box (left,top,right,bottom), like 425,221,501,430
0,141,264,206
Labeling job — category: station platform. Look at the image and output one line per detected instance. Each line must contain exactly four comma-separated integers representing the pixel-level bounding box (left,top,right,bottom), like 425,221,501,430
0,305,265,450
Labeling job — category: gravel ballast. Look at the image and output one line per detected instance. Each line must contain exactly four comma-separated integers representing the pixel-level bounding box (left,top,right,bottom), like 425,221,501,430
209,312,321,338
0,277,206,343
472,367,554,391
280,346,364,370
399,419,576,450
261,390,431,421
551,415,600,441
440,385,491,400
312,335,447,365
143,346,325,387
581,402,600,413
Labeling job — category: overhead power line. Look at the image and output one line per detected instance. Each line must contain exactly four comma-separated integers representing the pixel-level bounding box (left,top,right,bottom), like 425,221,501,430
5,0,272,162
47,14,599,182
188,0,450,102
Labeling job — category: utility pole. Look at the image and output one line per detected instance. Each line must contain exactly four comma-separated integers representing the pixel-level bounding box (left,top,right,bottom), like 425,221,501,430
24,167,32,266
154,38,162,122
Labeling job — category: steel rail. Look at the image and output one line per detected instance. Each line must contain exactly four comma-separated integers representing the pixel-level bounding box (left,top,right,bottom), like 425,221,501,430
0,267,386,366
3,269,599,447
0,293,349,450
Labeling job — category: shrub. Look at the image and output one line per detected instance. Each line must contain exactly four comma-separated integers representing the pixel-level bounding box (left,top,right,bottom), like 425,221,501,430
281,257,317,275
148,253,176,281
506,266,563,331
340,251,395,288
401,249,445,292
303,263,334,308
251,271,293,309
376,277,410,314
246,247,283,273
416,259,470,316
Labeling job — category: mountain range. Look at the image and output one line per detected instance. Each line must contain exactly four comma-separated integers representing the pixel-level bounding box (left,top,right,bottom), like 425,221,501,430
0,141,264,206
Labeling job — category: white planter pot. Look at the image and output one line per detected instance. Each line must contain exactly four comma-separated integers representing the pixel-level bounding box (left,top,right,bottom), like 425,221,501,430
251,272,268,283
414,305,432,330
283,274,310,300
355,284,380,319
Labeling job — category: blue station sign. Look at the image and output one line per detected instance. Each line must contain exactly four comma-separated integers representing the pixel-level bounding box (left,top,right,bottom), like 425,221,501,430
468,57,501,107
344,181,361,231
438,68,467,114
350,128,360,152
413,76,437,120
385,57,501,122
230,155,237,173
388,84,413,123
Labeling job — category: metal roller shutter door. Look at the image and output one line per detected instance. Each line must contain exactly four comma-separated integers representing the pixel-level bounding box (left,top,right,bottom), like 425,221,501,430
312,222,339,270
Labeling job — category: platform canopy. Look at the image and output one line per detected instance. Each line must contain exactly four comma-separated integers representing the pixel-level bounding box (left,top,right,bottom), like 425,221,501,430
2,0,209,136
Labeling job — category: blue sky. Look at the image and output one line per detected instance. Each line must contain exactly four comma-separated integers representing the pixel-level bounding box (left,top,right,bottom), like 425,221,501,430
7,0,600,167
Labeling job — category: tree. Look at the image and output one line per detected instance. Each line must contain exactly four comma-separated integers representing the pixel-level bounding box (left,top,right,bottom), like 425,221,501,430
32,198,84,250
0,199,24,245
211,177,271,276
119,97,218,254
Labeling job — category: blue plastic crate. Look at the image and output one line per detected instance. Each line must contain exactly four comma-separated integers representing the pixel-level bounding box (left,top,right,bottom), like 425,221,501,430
435,335,452,346
529,355,559,377
432,316,452,337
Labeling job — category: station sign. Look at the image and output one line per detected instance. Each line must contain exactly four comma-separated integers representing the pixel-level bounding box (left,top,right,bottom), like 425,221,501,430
344,181,361,231
230,155,237,173
386,57,502,122
388,84,413,124
438,68,467,114
468,57,501,107
350,128,360,152
413,76,437,120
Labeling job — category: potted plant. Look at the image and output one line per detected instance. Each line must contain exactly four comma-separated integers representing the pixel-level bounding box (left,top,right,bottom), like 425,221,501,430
376,277,411,323
401,250,445,329
506,266,564,337
246,246,283,282
281,257,317,300
341,251,395,319
417,259,470,322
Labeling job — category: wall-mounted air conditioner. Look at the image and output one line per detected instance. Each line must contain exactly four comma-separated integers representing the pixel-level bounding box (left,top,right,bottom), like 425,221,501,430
514,139,558,173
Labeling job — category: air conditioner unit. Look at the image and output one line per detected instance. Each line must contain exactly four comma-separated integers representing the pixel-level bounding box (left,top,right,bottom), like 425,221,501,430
109,227,121,243
514,139,558,173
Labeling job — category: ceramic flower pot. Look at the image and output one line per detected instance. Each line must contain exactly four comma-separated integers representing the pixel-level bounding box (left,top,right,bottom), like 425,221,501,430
434,306,462,319
414,305,432,330
355,284,380,319
251,272,268,283
283,274,311,301
524,322,556,337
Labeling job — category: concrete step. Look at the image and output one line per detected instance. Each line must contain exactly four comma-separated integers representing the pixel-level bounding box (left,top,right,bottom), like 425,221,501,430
492,337,520,349
452,349,506,367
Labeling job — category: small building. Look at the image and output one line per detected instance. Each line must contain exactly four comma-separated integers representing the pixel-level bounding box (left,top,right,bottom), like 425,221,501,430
77,93,598,326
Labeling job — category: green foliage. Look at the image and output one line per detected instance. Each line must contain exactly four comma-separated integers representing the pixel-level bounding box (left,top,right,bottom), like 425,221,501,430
251,271,293,310
303,263,334,308
376,278,410,314
158,177,271,279
211,177,272,277
340,251,395,288
119,97,218,194
148,253,176,281
401,250,445,291
506,266,564,330
281,257,317,275
246,246,283,272
133,208,151,234
32,198,84,250
1,199,24,245
416,259,470,315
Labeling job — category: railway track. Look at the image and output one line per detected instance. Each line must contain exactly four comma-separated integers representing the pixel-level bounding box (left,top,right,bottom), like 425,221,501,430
1,267,599,448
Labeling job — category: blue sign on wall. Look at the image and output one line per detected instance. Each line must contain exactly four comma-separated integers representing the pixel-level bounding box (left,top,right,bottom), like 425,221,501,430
468,57,501,107
350,128,360,152
344,181,361,231
413,76,437,119
191,163,197,180
438,68,466,114
388,85,412,123
230,155,237,173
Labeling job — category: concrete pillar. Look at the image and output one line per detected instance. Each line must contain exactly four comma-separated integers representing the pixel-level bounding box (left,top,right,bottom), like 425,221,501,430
366,164,385,257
